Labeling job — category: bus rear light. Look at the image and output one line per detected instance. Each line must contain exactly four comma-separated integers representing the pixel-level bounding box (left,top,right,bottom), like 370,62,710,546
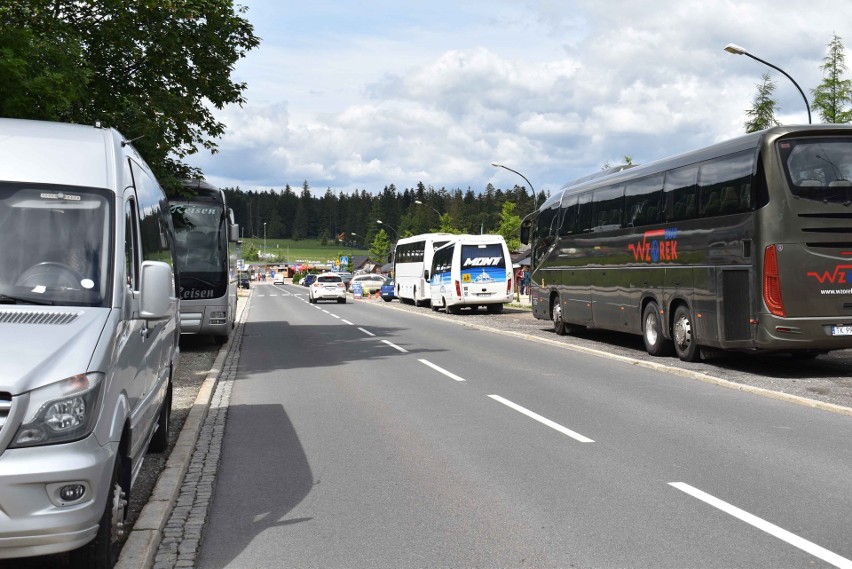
763,244,785,317
455,280,461,297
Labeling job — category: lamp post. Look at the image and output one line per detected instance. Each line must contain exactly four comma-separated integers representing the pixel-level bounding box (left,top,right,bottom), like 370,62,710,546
414,199,441,217
491,162,537,209
263,222,267,262
723,43,811,124
376,219,398,241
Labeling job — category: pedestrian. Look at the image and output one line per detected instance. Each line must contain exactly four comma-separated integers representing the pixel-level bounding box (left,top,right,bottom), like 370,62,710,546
522,269,530,296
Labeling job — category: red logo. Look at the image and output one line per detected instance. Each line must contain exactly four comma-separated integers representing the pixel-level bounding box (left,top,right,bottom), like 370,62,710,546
806,264,852,284
628,228,678,263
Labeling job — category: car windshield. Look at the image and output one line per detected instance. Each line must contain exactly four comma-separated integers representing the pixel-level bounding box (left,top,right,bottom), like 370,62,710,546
0,182,113,307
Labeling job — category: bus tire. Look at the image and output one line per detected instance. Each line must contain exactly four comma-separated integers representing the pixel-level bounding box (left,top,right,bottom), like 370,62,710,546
431,300,440,312
672,304,701,362
552,296,568,335
447,304,461,315
642,302,673,357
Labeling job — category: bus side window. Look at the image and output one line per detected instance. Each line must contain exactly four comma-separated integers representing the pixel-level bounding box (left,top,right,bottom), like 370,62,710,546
698,150,755,217
664,165,699,222
559,194,579,236
577,192,593,233
591,185,624,232
624,174,663,227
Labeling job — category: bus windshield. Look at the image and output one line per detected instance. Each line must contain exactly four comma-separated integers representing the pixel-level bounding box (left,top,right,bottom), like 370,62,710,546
0,183,112,307
171,201,229,299
779,137,852,204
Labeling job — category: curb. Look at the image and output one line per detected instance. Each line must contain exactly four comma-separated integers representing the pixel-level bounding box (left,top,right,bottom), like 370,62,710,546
116,293,251,569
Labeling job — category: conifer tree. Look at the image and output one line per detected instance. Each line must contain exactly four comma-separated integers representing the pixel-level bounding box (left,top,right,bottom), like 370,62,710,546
744,73,781,133
811,33,852,123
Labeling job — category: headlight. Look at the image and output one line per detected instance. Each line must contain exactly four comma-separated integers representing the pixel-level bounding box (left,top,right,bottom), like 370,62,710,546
11,373,104,448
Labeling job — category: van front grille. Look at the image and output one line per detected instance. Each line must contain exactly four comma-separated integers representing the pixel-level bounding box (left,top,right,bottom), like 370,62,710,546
0,310,81,325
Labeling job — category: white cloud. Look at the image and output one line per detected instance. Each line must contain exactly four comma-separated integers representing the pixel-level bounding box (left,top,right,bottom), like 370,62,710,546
190,0,852,197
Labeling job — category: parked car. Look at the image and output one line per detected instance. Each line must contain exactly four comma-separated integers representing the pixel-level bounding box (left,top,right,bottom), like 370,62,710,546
238,272,251,289
349,273,386,295
0,118,179,565
380,278,395,301
335,271,353,289
309,272,347,303
302,274,317,287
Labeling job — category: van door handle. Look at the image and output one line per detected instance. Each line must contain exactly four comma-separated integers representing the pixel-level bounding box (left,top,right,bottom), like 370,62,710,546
140,326,150,339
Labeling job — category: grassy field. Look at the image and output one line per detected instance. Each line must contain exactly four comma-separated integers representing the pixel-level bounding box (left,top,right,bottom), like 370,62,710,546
241,238,368,264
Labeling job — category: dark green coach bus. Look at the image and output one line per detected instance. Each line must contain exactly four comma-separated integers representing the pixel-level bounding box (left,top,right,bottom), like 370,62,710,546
521,125,852,361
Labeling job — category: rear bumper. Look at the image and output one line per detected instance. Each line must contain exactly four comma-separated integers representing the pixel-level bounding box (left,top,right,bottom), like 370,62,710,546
755,313,852,351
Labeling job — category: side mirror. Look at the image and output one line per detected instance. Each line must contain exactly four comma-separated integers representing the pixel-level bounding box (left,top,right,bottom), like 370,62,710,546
139,261,176,320
423,270,430,281
229,224,240,242
520,224,530,245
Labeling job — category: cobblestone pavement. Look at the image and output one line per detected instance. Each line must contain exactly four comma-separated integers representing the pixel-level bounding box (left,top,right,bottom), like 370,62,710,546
151,305,245,569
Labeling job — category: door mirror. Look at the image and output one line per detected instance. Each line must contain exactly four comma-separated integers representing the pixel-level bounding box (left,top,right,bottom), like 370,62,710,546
139,261,176,320
423,269,430,281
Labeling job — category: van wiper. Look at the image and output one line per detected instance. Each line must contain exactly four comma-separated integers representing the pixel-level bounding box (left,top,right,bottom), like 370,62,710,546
0,294,55,306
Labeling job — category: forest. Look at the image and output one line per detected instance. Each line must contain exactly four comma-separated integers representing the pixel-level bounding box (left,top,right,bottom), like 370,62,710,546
223,180,545,247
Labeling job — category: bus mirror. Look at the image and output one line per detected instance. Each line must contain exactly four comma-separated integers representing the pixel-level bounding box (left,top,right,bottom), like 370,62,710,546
423,269,430,280
229,224,239,242
520,224,530,245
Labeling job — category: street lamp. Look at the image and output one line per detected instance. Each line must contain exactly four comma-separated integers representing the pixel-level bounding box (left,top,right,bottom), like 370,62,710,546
414,199,441,218
263,222,267,261
723,43,812,124
492,162,537,209
376,219,398,240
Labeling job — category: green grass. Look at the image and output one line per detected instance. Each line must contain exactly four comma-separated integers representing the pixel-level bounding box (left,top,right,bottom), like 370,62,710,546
241,238,368,264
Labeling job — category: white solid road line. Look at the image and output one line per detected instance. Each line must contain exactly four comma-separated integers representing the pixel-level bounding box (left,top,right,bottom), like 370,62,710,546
358,327,375,336
381,339,408,353
669,482,852,569
488,394,595,443
418,359,466,382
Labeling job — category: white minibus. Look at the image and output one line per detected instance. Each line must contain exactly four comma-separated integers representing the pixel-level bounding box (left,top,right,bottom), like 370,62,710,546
428,234,513,314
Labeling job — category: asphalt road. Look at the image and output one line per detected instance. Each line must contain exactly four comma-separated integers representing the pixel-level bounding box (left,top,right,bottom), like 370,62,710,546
196,282,852,569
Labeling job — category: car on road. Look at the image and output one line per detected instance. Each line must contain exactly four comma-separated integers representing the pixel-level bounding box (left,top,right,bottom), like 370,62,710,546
238,272,251,289
380,277,395,301
309,272,347,303
349,273,386,295
302,274,317,287
273,275,284,285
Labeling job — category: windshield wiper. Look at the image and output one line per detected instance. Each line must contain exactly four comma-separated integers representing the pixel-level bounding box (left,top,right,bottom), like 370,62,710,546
0,294,55,306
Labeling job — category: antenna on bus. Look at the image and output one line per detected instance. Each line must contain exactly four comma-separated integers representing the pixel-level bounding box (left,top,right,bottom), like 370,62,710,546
121,134,145,147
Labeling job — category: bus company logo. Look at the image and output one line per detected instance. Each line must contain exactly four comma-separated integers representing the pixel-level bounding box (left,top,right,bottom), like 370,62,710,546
628,228,678,263
463,257,502,267
806,264,852,285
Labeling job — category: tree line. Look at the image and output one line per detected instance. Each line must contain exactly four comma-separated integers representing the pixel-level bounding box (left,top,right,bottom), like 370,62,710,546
225,181,541,254
745,33,852,131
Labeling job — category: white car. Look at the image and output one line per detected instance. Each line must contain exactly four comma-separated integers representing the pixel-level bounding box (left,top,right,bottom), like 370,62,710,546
309,272,347,303
273,275,284,285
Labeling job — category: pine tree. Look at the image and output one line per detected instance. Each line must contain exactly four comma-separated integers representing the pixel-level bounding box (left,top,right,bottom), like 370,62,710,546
811,33,852,123
744,73,781,133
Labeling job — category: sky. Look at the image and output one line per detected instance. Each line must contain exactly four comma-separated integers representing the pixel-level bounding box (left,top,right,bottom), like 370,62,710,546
187,0,852,198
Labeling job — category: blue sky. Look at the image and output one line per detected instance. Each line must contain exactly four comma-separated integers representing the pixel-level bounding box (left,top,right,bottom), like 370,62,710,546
188,1,852,197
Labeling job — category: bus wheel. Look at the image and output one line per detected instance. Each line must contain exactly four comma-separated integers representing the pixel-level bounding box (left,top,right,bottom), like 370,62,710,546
672,305,700,362
552,297,568,335
431,299,440,312
486,303,503,314
642,302,672,357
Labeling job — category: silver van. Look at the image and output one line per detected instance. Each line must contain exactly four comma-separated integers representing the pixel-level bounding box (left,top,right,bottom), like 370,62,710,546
0,118,179,566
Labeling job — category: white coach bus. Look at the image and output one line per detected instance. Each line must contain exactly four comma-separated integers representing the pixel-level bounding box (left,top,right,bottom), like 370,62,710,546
393,233,455,306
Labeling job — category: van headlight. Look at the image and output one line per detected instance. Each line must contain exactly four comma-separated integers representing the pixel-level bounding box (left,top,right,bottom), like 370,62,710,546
11,373,104,448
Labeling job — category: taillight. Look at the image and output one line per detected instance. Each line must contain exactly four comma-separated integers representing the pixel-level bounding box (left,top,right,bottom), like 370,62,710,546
454,280,461,297
506,278,512,294
763,244,785,317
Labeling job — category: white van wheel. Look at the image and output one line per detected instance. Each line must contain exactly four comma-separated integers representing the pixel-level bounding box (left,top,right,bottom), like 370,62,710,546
69,455,125,569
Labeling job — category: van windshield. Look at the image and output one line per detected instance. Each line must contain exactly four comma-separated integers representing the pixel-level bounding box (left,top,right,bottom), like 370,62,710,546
0,183,113,307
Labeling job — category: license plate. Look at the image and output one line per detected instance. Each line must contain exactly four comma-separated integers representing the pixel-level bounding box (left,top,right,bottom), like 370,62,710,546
831,325,852,336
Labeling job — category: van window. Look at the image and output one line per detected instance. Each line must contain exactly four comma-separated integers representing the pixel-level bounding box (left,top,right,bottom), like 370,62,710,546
130,160,174,267
461,243,506,269
125,198,140,290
